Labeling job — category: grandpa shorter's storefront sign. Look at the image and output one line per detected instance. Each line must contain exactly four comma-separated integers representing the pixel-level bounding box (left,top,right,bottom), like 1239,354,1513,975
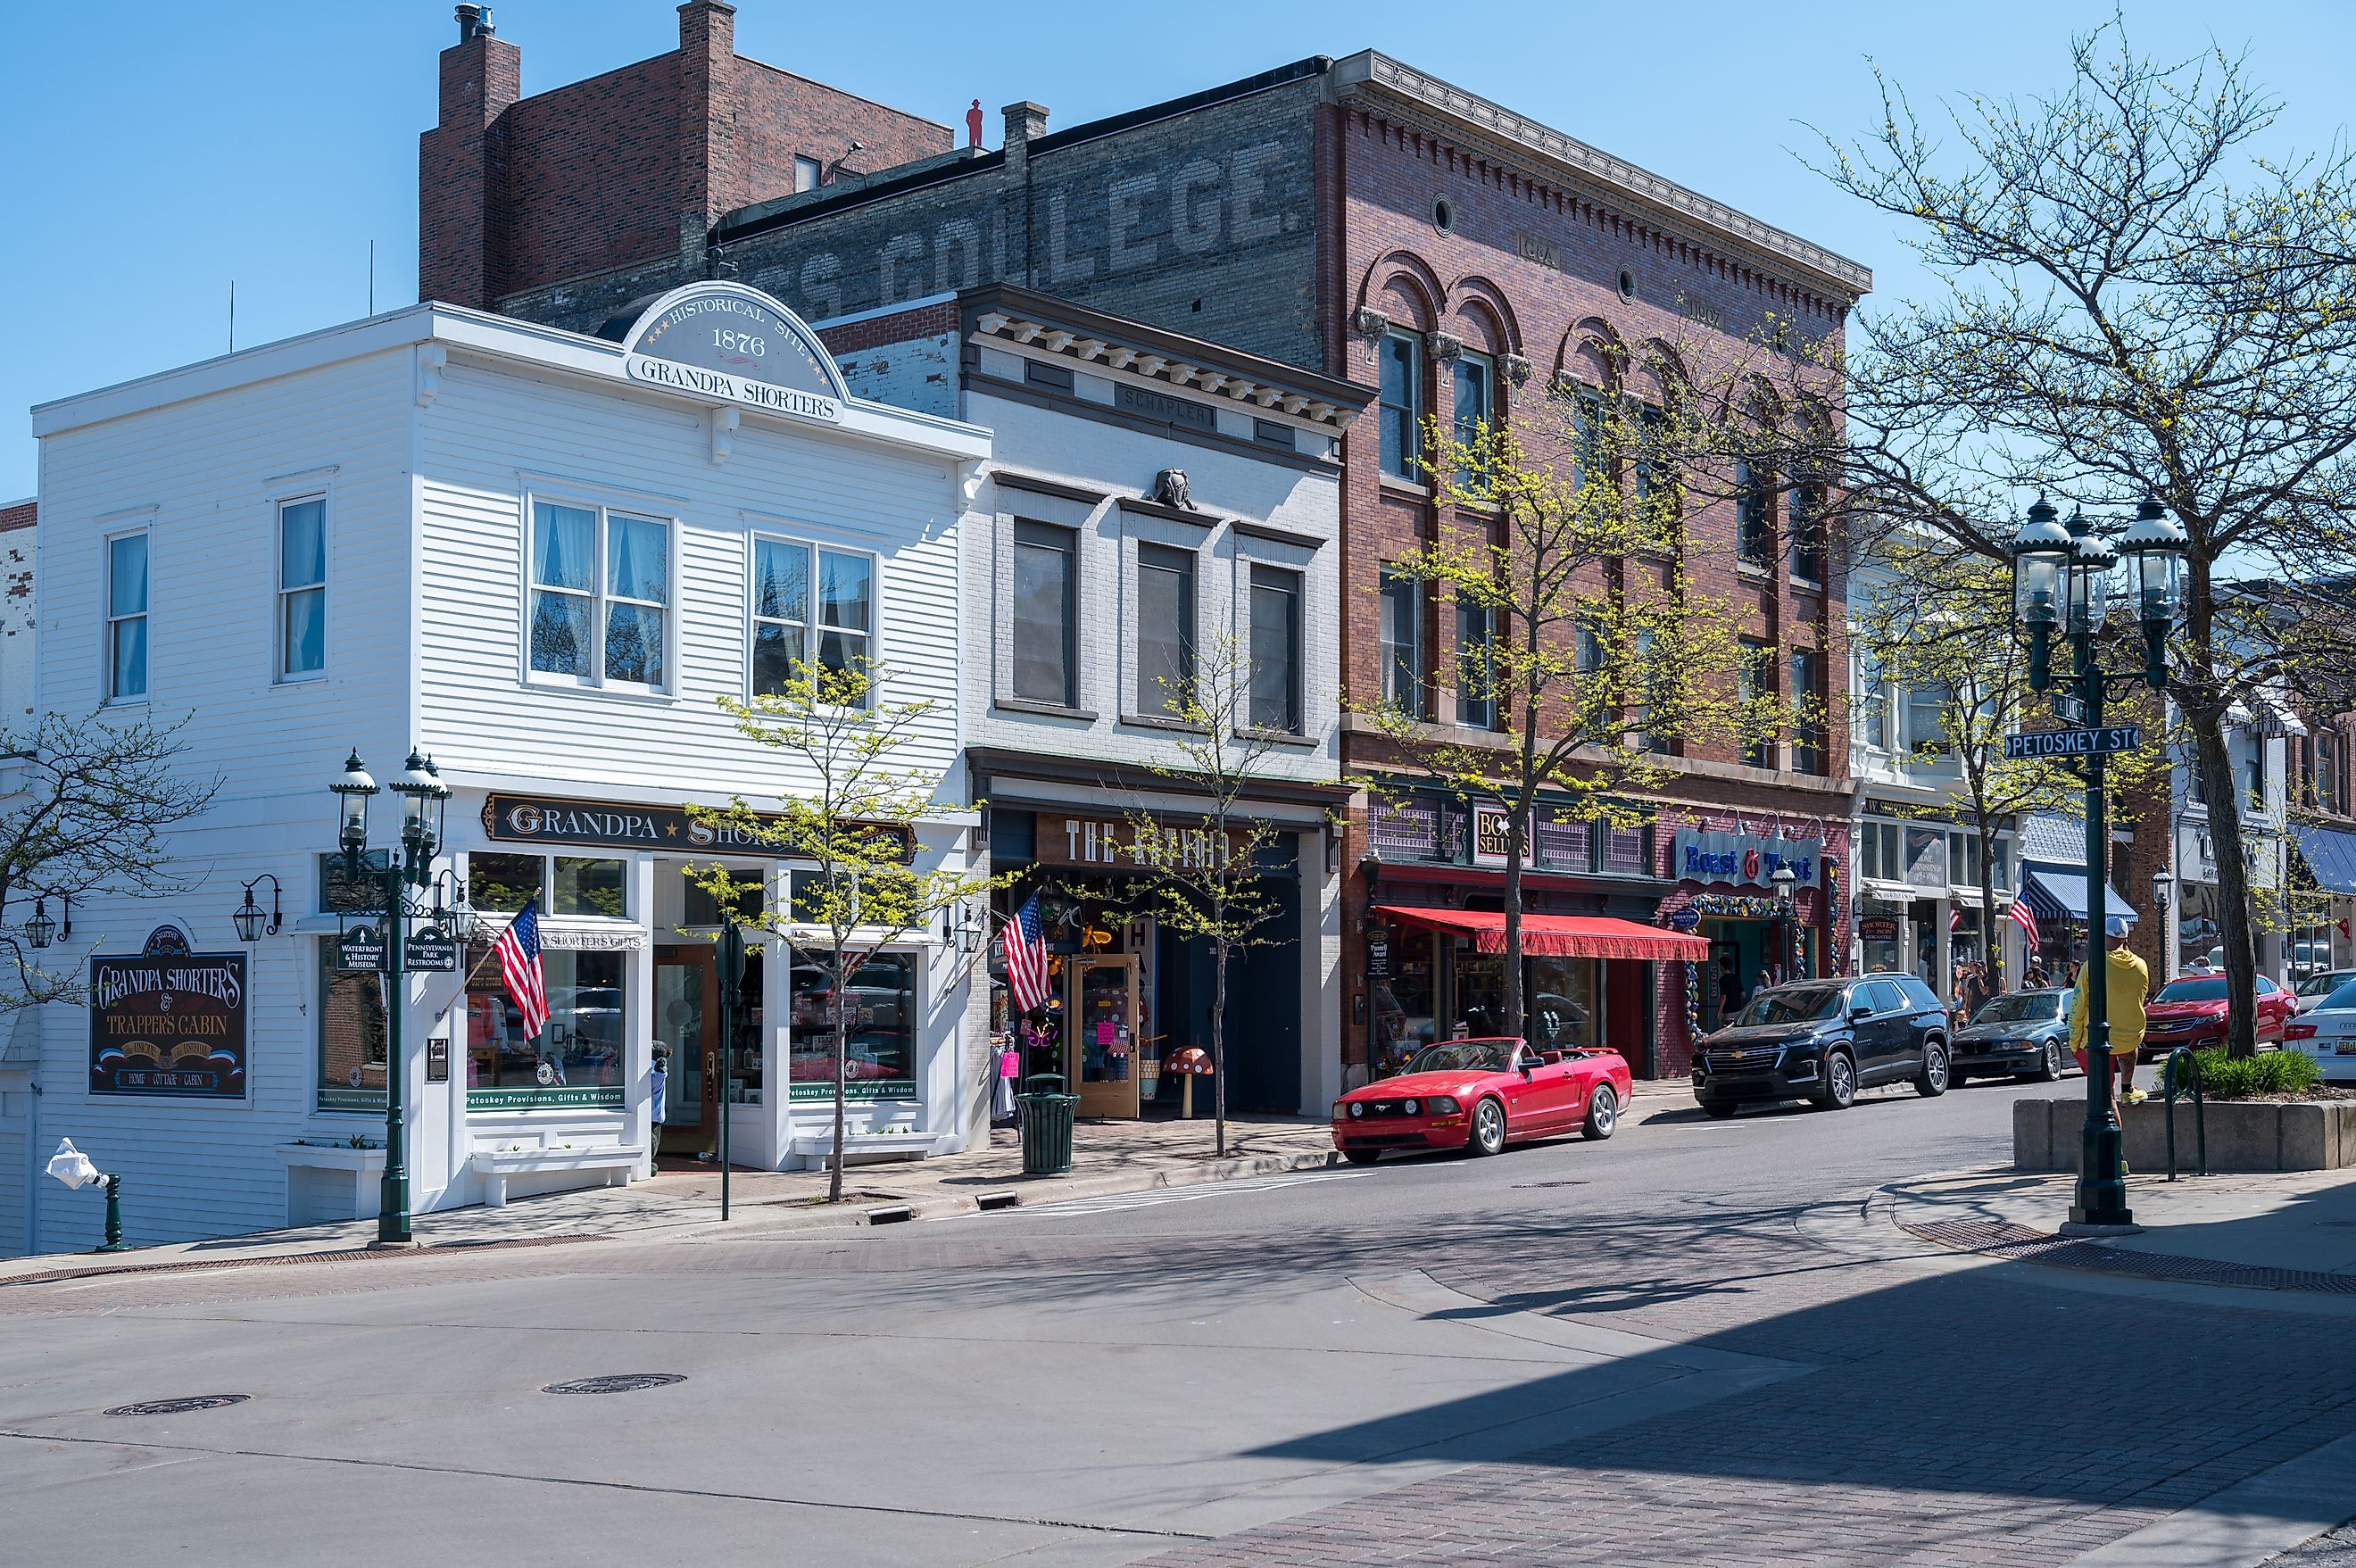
483,792,914,863
88,928,249,1098
1672,829,1821,890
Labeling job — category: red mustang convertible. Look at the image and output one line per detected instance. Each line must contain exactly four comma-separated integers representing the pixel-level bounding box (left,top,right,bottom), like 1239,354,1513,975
1331,1037,1631,1164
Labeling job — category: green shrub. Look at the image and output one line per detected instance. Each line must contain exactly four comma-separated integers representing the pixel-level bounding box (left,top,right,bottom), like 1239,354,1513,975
2182,1047,2321,1099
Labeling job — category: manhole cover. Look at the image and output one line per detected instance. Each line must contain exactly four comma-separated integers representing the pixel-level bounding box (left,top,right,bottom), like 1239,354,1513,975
542,1373,686,1395
1512,1180,1589,1189
105,1395,250,1416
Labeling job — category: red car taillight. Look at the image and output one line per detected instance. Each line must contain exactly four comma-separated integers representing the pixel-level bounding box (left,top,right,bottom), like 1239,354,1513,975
2287,1023,2319,1040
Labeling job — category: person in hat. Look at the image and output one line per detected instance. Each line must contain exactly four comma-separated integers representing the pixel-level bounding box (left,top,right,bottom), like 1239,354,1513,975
2069,915,2150,1126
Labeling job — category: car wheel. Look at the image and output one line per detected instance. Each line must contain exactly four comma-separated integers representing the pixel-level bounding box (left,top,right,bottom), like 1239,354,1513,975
1700,1101,1738,1119
1813,1050,1856,1110
1341,1149,1381,1166
1468,1097,1507,1157
2033,1038,2064,1083
1582,1085,1618,1141
1914,1041,1950,1098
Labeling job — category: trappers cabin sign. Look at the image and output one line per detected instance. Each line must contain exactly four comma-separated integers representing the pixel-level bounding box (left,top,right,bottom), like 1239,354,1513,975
620,282,845,425
88,925,249,1099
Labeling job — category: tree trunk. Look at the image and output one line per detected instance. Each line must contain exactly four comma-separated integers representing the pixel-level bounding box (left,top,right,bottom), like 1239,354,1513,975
2190,714,2262,1058
1979,822,2000,992
1501,806,1526,1042
1210,930,1229,1160
830,942,850,1202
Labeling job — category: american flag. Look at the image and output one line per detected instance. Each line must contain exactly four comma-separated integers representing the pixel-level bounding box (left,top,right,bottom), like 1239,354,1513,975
1001,893,1050,1015
494,897,551,1037
2007,895,2040,947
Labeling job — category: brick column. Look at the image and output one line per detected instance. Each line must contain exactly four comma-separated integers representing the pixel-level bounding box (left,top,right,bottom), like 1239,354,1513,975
417,19,520,307
676,1,739,275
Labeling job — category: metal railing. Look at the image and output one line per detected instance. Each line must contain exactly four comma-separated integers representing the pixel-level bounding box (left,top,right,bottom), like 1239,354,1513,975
2161,1047,2208,1181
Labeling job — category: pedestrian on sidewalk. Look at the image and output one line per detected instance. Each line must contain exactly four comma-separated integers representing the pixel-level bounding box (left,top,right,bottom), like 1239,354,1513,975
2070,915,2150,1126
648,1047,668,1163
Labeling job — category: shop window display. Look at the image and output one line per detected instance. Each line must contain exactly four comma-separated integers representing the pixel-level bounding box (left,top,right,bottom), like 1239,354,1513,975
467,945,626,1097
789,948,915,1099
317,961,387,1112
1371,925,1437,1075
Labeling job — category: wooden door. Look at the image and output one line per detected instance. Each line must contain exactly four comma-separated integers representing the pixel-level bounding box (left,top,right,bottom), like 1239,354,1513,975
1068,956,1141,1118
654,947,719,1157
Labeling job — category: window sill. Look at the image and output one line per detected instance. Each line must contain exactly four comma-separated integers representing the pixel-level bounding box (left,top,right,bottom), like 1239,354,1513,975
1736,561,1775,580
994,697,1099,722
1121,712,1211,735
273,672,328,688
524,675,679,705
1378,477,1432,502
1238,726,1317,748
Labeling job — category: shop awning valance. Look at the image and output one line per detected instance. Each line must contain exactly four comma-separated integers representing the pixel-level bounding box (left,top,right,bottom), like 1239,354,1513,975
2021,867,2138,926
2292,822,2356,897
1374,906,1709,960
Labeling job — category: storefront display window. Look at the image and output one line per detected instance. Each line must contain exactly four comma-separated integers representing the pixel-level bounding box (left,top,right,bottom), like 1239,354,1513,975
788,948,916,1099
552,857,626,917
683,868,765,926
1372,925,1435,1074
467,944,626,1106
469,852,543,913
469,852,627,919
317,959,386,1112
1528,956,1598,1049
2178,881,2222,972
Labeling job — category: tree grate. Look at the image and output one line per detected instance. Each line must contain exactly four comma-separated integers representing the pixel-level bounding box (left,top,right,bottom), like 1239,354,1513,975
105,1394,251,1416
542,1373,687,1395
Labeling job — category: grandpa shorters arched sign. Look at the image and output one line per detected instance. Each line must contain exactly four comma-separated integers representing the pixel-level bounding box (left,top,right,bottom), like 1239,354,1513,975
621,281,846,425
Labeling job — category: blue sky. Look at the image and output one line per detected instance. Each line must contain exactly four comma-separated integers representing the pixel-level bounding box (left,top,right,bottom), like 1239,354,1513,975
3,1,2348,501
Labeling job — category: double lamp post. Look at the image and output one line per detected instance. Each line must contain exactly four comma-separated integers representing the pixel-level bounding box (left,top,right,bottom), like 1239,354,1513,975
2010,497,2187,1230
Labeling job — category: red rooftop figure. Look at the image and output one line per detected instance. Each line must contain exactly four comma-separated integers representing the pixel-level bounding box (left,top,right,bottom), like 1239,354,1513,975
966,98,983,148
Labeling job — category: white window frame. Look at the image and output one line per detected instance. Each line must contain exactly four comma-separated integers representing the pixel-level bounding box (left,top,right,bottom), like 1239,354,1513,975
747,532,883,708
521,494,678,696
103,525,151,706
275,493,328,683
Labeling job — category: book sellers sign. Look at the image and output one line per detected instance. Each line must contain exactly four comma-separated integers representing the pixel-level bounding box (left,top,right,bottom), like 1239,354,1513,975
1672,829,1821,890
88,926,248,1098
620,281,845,426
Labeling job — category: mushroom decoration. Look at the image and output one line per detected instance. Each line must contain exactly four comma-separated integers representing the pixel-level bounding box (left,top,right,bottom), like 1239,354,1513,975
1166,1047,1212,1119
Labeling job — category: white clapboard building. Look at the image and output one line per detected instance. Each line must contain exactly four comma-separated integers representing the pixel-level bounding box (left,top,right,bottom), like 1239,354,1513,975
11,283,989,1253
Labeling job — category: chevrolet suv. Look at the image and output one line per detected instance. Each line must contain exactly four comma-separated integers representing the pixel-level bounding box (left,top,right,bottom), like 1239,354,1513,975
1693,974,1951,1116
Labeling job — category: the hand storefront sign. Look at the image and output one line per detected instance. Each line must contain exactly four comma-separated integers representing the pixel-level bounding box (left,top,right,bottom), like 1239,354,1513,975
88,927,249,1099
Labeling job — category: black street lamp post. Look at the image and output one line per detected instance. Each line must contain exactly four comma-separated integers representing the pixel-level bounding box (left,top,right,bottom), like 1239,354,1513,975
2012,497,2186,1230
1770,863,1799,980
331,748,450,1247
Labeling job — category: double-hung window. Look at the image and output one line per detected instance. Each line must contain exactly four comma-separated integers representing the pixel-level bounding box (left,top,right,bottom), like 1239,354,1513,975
1379,329,1424,483
1247,563,1302,734
1736,460,1775,568
753,537,876,700
529,501,670,691
278,497,326,680
1134,543,1197,718
1738,638,1774,767
1456,598,1497,730
1451,350,1494,492
1789,647,1824,774
1787,474,1827,585
105,531,149,702
1012,521,1077,707
1379,568,1425,718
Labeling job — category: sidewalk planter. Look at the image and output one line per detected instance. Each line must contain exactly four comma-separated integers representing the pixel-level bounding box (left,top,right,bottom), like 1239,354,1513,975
783,1129,950,1170
469,1146,645,1208
276,1144,387,1226
2013,1097,2356,1173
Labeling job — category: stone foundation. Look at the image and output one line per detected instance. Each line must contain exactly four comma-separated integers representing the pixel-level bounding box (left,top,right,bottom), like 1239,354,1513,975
2014,1096,2356,1173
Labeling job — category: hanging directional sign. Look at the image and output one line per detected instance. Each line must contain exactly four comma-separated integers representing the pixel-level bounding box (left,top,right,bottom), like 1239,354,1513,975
335,924,388,973
405,932,459,974
2005,725,2143,761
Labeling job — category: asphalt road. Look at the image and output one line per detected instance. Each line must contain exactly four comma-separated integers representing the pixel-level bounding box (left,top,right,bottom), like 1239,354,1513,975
3,1073,2352,1568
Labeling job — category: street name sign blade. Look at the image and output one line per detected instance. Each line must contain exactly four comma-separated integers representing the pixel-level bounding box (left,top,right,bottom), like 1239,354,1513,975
2005,725,2143,761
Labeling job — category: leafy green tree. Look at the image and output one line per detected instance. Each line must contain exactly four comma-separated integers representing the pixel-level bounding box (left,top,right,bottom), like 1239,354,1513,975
685,657,1009,1201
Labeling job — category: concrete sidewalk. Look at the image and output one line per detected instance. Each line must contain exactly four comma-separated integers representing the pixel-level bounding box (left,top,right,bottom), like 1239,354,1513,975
1888,1165,2356,1280
0,1113,1343,1283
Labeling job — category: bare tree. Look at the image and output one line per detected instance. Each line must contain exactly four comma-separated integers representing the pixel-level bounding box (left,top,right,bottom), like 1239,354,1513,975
1809,20,2356,1053
685,656,1009,1201
0,711,217,1007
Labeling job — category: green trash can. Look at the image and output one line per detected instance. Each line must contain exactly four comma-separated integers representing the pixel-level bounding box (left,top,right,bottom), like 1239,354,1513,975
1018,1073,1078,1175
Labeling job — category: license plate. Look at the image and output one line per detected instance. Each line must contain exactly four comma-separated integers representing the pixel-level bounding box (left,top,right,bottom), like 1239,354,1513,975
2335,1043,2356,1056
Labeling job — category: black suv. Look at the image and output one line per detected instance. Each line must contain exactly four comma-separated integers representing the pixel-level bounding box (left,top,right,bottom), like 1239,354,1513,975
1692,974,1951,1116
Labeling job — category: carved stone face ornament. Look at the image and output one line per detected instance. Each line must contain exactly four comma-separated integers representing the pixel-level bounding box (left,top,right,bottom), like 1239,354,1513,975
1151,468,1193,510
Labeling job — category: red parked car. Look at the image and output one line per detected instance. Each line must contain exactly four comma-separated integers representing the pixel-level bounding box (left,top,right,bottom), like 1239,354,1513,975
2137,974,2297,1058
1331,1037,1630,1165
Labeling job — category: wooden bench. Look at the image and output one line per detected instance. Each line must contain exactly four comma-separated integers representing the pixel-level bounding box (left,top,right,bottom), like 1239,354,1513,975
469,1145,644,1207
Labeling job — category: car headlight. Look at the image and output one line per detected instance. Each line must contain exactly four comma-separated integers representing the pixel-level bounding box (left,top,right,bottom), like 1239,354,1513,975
1348,1102,1365,1118
1428,1096,1458,1115
1402,1099,1421,1115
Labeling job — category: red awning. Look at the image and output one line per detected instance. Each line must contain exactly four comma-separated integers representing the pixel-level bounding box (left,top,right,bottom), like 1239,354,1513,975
1374,906,1709,961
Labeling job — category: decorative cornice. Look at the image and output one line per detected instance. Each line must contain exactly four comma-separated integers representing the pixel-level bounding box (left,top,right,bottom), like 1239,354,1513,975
1332,52,1872,301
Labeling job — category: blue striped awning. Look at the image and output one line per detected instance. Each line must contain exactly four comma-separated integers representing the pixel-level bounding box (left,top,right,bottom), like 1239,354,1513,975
2291,822,2356,897
2022,867,2138,926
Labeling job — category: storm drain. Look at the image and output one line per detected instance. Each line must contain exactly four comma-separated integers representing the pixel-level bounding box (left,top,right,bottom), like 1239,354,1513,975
542,1373,687,1395
105,1394,251,1416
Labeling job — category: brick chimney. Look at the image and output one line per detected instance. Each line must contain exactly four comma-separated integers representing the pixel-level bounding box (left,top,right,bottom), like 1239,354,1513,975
418,4,521,306
1000,101,1049,179
676,1,740,273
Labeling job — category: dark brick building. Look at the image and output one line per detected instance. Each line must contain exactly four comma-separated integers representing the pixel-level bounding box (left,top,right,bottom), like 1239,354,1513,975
422,9,1872,1076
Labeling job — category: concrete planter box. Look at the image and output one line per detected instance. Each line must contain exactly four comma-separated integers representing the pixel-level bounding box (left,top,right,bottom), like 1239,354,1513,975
2014,1096,2356,1173
277,1143,386,1225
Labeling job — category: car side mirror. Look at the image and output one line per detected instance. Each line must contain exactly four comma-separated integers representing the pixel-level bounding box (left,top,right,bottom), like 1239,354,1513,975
1848,1004,1872,1022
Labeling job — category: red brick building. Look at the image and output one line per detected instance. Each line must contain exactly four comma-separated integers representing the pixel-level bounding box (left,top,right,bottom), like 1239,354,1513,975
420,12,1870,1079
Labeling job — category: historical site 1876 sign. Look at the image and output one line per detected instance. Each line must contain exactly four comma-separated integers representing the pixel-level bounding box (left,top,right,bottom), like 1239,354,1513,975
88,925,249,1098
620,281,845,425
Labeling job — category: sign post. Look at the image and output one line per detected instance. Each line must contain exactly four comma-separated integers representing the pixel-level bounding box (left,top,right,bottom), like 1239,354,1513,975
716,917,747,1222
